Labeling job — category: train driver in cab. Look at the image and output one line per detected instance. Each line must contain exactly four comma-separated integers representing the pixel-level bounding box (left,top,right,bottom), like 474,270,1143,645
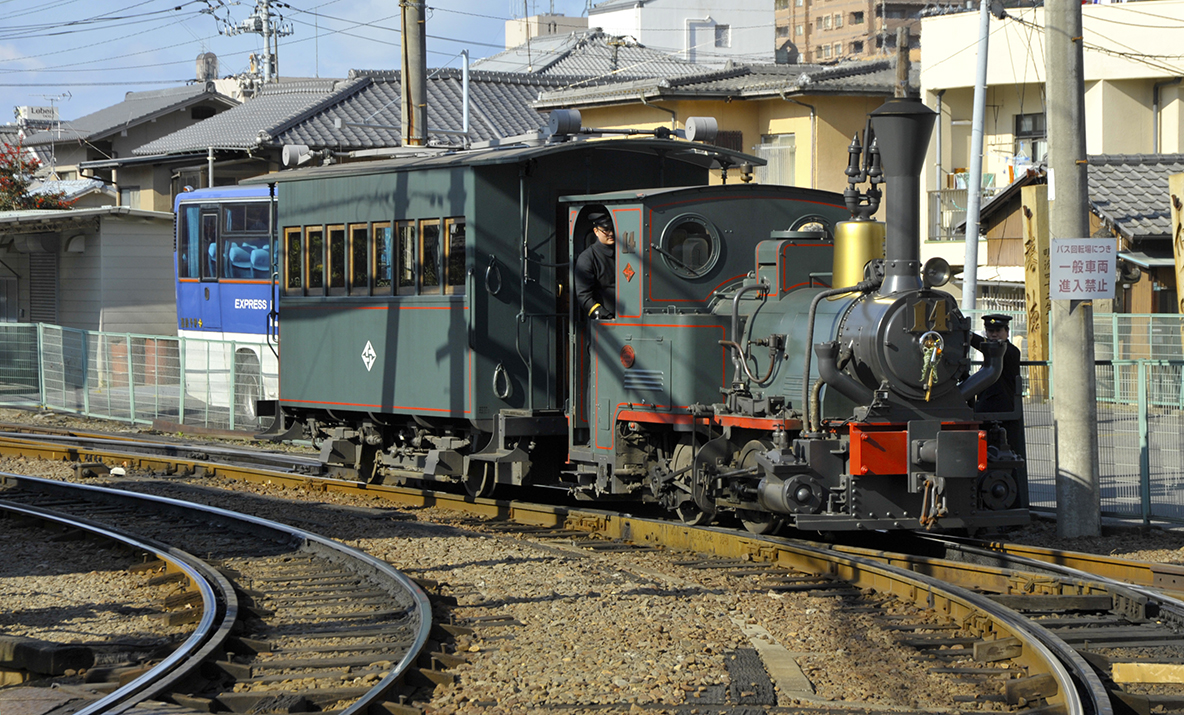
575,211,616,321
971,313,1025,459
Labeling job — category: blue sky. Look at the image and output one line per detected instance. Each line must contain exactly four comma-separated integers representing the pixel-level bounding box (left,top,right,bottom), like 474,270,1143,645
0,0,592,121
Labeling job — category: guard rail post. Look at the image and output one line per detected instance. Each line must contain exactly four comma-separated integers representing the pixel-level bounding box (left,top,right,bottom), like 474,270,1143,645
126,333,136,424
1138,359,1150,525
36,322,46,409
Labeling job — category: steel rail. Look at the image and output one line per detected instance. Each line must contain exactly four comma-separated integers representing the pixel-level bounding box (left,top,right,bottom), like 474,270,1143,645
1,474,433,715
0,435,1108,713
0,484,233,715
936,532,1184,599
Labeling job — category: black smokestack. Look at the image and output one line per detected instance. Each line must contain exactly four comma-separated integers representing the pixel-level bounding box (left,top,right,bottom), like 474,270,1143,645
869,97,936,295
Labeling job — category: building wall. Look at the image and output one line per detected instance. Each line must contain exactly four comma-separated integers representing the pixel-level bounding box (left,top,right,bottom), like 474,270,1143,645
97,215,176,335
591,0,775,64
570,93,889,195
506,14,589,47
59,234,104,331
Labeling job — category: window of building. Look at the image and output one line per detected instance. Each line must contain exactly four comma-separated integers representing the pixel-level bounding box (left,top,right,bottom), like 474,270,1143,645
754,134,796,186
796,0,803,7
823,44,831,58
715,24,730,47
852,11,864,23
1015,113,1047,162
852,40,864,53
776,0,789,8
795,23,804,35
834,42,843,56
119,185,140,209
777,25,789,37
822,15,831,29
834,13,843,27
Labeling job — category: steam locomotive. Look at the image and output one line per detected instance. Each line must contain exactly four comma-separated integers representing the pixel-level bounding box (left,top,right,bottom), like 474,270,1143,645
254,97,1028,534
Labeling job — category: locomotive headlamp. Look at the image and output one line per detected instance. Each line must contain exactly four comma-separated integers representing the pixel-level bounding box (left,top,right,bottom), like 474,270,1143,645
922,257,952,288
620,345,635,368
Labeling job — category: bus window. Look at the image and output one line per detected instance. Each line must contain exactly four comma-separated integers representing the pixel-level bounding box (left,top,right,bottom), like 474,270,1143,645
397,221,416,295
201,212,218,280
374,223,392,294
349,224,370,295
223,203,270,233
421,220,441,294
285,227,302,292
307,227,325,292
446,218,465,294
178,205,201,278
328,225,346,293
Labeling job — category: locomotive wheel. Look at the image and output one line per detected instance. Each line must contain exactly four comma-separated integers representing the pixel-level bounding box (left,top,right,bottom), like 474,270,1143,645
463,460,496,498
736,439,784,535
671,438,714,526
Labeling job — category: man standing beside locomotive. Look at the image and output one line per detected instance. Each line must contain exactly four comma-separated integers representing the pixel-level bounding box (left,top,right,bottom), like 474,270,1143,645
575,211,616,321
971,314,1026,459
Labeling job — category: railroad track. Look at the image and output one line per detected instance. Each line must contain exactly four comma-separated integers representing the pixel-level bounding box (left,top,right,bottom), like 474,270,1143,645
4,428,1184,713
0,473,433,715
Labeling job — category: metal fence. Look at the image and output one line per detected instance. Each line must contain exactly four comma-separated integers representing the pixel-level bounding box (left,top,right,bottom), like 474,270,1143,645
3,318,1184,524
0,323,273,432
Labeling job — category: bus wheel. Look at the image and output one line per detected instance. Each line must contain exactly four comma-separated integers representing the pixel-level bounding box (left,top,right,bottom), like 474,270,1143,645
235,353,261,426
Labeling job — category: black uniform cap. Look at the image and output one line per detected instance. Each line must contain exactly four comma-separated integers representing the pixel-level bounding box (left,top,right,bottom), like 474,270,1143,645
982,313,1012,330
587,211,613,229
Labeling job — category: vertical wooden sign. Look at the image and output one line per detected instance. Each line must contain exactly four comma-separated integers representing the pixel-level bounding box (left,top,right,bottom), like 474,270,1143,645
1021,184,1050,397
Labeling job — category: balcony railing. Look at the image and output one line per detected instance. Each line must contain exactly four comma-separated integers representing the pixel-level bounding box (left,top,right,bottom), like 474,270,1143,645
928,187,1005,241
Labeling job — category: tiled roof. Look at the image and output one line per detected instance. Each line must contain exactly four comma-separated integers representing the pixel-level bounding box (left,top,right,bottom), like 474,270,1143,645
134,78,357,154
473,30,701,80
30,178,112,201
22,83,237,146
136,70,569,155
535,58,911,108
1087,154,1184,241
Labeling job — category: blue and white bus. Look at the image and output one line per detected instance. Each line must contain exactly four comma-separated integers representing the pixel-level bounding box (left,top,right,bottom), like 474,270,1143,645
175,185,278,425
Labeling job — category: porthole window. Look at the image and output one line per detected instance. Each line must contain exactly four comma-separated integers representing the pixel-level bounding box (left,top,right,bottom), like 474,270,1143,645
658,214,720,279
790,215,833,239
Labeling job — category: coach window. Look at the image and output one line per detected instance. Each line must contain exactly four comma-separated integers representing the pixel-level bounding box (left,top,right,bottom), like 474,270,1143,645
445,218,465,294
659,214,720,279
349,224,370,295
420,219,441,294
374,222,393,294
327,224,346,294
284,227,303,292
306,226,325,293
397,221,417,295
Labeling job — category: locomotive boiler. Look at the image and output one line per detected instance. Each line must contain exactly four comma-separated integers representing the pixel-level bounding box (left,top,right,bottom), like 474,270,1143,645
256,96,1028,534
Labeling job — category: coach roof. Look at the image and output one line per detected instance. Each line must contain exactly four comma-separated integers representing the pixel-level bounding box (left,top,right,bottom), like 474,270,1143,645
242,137,763,185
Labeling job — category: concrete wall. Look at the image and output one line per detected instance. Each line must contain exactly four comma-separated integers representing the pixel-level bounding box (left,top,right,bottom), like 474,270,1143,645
572,92,889,194
96,215,176,335
591,0,775,64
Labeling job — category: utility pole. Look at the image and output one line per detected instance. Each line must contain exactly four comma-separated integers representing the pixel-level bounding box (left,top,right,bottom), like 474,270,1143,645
401,1,427,147
959,0,992,314
1046,0,1101,537
218,0,294,83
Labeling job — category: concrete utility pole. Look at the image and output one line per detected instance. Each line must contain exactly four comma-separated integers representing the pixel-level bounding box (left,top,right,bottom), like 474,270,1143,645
220,0,293,83
401,1,428,147
1046,0,1101,537
960,0,991,314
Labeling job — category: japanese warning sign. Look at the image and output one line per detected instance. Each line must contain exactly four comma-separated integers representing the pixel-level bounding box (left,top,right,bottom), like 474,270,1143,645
1050,238,1115,300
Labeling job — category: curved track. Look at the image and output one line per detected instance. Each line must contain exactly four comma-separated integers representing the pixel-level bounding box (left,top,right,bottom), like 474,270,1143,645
0,473,432,715
5,428,1184,713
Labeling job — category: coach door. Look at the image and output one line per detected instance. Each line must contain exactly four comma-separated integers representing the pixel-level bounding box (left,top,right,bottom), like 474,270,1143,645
198,209,222,330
